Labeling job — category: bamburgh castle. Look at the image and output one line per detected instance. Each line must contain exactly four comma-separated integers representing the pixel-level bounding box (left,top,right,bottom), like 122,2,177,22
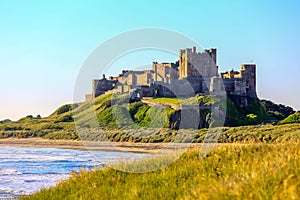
86,47,256,105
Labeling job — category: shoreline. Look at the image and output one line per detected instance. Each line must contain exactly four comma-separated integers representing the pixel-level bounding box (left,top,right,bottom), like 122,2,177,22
0,138,86,149
0,138,261,153
0,138,203,153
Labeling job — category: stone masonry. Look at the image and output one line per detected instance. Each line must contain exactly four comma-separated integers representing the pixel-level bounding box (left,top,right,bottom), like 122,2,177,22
87,47,257,102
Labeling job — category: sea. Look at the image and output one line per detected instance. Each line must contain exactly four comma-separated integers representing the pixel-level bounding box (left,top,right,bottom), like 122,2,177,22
0,146,147,199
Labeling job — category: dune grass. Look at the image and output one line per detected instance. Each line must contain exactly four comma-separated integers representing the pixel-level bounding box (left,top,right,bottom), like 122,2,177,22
22,142,299,200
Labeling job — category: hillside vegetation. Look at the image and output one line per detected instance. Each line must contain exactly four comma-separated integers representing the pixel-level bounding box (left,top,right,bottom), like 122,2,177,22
2,94,299,199
0,93,297,142
22,143,300,200
278,112,300,125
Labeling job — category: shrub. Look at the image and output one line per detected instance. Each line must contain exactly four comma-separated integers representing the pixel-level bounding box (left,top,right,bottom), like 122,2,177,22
246,114,260,125
42,124,64,130
55,114,74,123
56,104,73,115
2,126,23,131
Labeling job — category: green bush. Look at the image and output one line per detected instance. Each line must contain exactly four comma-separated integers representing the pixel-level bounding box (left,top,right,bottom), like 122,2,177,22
42,124,64,130
56,104,73,115
260,99,294,119
55,114,74,123
2,126,23,131
246,114,260,125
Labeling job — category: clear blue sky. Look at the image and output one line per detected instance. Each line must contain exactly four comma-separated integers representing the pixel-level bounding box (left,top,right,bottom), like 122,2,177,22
1,0,300,120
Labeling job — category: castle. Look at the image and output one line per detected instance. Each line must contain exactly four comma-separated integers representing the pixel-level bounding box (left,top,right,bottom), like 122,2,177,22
86,47,256,106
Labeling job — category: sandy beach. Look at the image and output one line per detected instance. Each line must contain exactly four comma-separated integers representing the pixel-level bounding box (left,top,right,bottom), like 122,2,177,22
0,138,210,153
0,138,85,149
0,138,257,154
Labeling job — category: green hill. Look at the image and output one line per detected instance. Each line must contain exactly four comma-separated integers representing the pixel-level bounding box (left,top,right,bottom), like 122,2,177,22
2,94,299,199
278,112,300,125
0,93,295,141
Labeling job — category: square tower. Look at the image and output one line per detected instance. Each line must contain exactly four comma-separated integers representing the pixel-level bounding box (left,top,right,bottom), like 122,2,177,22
240,64,256,97
178,47,218,79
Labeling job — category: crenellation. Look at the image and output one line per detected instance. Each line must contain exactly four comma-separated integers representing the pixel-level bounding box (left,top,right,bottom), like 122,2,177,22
86,47,257,102
178,46,218,79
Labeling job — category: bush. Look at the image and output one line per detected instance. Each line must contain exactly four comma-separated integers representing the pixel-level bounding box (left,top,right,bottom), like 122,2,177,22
246,114,260,125
55,114,74,123
42,124,64,130
2,126,23,131
56,104,73,115
260,99,294,119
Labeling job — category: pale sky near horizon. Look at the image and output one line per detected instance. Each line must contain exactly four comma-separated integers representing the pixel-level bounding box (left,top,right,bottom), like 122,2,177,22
0,0,300,121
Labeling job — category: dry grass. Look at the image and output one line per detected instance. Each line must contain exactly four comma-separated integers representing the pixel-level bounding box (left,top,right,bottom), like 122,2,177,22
22,142,299,200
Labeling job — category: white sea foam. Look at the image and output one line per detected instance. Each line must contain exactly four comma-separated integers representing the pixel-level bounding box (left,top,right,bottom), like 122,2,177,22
0,146,147,198
0,169,22,175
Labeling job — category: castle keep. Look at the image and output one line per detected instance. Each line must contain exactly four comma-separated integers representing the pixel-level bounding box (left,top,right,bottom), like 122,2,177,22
87,47,256,104
179,47,217,79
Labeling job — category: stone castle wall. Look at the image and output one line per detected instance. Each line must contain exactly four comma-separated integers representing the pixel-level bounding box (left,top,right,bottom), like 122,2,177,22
87,47,257,101
178,47,218,79
152,62,179,84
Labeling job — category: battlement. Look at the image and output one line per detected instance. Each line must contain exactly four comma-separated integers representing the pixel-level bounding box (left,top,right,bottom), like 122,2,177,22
178,46,218,79
179,47,216,56
241,64,256,70
218,64,256,98
220,70,241,79
86,47,257,101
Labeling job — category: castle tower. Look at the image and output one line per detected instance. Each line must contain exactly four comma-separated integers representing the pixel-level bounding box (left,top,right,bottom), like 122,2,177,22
240,64,256,97
209,48,217,65
179,49,187,78
178,47,218,79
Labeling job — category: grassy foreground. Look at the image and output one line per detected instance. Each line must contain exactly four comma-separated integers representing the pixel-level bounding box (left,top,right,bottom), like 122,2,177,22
22,143,299,200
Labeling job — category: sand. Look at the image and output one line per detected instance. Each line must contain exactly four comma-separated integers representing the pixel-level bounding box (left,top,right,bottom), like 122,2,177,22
0,138,253,153
0,138,207,153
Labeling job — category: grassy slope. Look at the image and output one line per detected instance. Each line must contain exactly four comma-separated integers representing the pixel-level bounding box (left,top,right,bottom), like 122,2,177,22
0,104,78,139
279,112,300,125
81,123,300,143
0,93,298,142
22,143,299,200
1,94,298,199
148,97,180,105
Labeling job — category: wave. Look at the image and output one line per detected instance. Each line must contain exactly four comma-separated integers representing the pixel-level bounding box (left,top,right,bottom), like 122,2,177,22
0,169,22,175
0,187,26,198
0,146,147,198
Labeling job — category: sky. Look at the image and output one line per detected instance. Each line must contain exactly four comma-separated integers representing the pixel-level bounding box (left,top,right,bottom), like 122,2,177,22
0,0,300,120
